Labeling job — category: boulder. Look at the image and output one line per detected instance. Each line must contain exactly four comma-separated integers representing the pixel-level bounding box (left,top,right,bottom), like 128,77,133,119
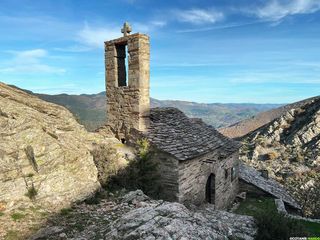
0,82,126,211
29,190,257,240
109,191,256,240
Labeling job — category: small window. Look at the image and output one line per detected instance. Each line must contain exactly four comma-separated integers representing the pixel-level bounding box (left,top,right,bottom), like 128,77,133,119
115,44,128,87
224,169,229,179
231,167,237,181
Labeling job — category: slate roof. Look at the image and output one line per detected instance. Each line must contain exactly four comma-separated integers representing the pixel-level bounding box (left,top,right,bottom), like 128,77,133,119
146,107,240,161
239,163,301,210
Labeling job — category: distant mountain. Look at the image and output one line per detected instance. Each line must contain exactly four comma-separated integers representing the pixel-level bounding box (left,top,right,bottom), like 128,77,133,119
36,92,107,131
220,96,319,139
34,91,281,131
151,98,281,127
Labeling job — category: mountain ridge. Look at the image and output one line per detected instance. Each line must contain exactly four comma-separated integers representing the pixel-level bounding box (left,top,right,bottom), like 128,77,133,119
30,89,283,131
220,96,320,139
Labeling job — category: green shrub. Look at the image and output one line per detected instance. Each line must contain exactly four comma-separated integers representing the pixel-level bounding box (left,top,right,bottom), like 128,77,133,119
133,139,162,197
296,152,305,163
256,137,267,147
286,175,320,218
10,212,25,221
300,220,320,236
255,207,307,240
25,185,37,200
4,230,20,240
60,208,72,216
107,139,162,198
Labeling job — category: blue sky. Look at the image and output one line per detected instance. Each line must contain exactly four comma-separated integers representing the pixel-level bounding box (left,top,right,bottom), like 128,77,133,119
0,0,319,103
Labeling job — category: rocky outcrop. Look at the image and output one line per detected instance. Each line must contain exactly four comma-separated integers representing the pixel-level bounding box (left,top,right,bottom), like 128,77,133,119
2,83,89,209
30,190,257,240
240,96,320,181
0,82,128,212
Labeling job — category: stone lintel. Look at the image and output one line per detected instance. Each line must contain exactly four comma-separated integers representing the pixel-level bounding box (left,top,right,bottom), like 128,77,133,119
105,33,149,46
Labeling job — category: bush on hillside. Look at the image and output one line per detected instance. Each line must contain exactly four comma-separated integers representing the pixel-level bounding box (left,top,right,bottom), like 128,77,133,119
255,207,307,240
287,176,320,218
266,151,278,160
91,144,126,186
256,136,267,147
107,139,162,198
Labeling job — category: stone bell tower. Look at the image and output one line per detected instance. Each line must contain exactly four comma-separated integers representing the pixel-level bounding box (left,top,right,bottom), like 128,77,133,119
105,22,150,141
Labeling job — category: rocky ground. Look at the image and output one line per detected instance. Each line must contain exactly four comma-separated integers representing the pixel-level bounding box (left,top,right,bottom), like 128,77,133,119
0,202,51,239
29,190,257,240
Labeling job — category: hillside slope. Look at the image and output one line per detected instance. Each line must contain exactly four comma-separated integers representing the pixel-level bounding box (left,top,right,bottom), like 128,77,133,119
220,96,319,139
0,83,127,238
34,90,280,131
240,96,320,217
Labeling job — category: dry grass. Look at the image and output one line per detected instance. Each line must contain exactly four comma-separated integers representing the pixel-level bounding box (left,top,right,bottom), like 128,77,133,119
266,151,278,160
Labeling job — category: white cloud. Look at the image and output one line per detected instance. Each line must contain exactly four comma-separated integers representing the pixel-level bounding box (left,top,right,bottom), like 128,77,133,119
176,21,262,33
0,15,77,42
77,23,121,48
77,21,166,49
133,20,167,33
54,45,92,53
15,49,47,59
150,20,167,27
132,22,151,33
174,8,224,25
0,49,66,74
252,0,320,21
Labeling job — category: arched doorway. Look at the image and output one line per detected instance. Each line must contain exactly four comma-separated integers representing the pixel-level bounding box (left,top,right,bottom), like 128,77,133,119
205,173,215,204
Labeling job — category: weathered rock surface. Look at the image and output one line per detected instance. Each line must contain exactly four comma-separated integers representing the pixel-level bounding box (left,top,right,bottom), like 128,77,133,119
239,96,320,217
0,82,129,238
240,96,320,180
31,190,257,240
1,82,94,209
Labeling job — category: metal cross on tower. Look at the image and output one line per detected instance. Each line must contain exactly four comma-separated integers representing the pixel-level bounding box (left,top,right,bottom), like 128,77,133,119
121,22,132,37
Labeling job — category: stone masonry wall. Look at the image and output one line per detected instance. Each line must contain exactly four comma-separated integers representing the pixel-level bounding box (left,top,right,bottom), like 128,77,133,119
105,33,150,141
215,153,239,209
151,150,179,201
178,151,239,210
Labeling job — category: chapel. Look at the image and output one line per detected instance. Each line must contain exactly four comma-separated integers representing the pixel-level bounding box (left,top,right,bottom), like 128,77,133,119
104,23,239,209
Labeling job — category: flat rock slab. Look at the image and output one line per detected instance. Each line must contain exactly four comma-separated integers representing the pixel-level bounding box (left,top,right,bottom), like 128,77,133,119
30,190,257,240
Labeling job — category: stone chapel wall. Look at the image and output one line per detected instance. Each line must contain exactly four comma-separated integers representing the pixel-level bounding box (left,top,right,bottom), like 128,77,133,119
178,151,239,209
151,150,180,201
